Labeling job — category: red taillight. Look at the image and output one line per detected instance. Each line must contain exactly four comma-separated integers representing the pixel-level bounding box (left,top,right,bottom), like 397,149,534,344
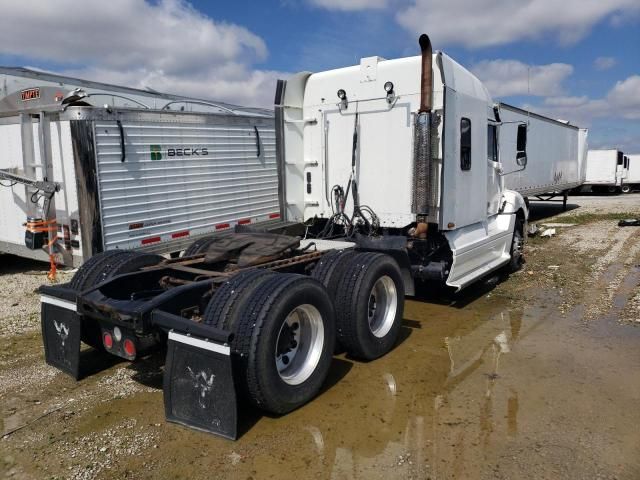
103,332,113,349
123,338,136,357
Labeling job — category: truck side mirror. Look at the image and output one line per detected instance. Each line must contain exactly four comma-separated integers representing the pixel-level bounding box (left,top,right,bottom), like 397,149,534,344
516,124,527,167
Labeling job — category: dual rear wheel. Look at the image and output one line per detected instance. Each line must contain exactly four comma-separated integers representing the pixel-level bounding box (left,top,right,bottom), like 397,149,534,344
203,250,405,415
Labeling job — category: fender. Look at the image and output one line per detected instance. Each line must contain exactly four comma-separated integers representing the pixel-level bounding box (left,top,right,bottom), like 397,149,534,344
500,189,529,219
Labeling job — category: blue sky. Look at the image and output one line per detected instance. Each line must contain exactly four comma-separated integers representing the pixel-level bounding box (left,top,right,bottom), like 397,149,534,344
1,0,638,151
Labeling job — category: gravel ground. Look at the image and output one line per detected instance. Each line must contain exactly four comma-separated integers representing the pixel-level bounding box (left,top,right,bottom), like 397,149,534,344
0,256,73,338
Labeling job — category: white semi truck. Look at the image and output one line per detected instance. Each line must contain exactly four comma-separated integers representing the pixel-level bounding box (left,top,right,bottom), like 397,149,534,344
0,68,280,269
583,149,628,193
39,35,584,439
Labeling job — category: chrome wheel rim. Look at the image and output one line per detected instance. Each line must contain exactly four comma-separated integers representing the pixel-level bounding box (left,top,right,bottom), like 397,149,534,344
367,276,398,338
275,304,324,385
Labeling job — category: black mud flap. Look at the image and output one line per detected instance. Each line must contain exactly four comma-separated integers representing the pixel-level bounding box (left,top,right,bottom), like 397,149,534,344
40,293,82,379
163,331,238,440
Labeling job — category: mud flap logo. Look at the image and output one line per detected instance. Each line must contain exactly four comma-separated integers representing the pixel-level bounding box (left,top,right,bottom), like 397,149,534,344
187,367,216,407
186,367,222,428
54,320,70,347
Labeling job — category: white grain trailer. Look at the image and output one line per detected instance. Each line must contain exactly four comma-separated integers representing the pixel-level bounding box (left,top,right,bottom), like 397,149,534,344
498,103,587,209
0,68,280,268
583,149,626,193
625,154,639,192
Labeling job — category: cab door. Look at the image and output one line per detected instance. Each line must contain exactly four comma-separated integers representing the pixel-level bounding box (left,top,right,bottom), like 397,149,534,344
486,122,502,215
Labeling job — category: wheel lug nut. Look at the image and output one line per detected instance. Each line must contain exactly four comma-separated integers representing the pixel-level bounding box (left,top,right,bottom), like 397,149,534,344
282,355,290,365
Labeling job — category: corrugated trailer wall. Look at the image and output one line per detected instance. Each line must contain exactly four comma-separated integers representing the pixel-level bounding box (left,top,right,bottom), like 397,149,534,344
499,103,585,196
93,113,280,252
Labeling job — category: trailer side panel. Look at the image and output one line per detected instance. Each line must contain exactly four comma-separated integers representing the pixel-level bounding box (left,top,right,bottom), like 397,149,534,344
499,103,586,196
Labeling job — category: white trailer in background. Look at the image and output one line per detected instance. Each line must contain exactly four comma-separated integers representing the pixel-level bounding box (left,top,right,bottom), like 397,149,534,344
625,154,640,192
498,104,587,209
583,149,626,193
0,68,280,268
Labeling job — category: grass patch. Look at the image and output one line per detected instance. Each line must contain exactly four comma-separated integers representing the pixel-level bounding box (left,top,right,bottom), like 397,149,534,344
546,211,640,225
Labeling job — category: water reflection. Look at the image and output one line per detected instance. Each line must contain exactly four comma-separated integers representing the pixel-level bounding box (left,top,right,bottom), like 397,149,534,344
282,303,532,479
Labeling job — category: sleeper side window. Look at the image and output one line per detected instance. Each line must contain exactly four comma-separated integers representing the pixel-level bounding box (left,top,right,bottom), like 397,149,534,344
460,117,471,171
487,124,497,162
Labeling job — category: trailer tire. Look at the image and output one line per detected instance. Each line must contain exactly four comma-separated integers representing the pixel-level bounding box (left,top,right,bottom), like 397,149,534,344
334,252,404,360
183,236,217,257
621,185,631,194
232,274,336,414
203,269,275,330
311,249,358,300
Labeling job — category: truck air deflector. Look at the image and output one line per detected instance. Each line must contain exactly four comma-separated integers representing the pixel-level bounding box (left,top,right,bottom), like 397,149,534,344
163,331,237,440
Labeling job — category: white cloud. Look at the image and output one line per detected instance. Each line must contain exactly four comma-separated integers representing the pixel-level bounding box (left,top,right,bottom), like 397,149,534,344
606,75,640,120
0,0,286,107
308,0,388,11
396,0,640,48
594,56,617,70
471,60,573,97
524,75,640,126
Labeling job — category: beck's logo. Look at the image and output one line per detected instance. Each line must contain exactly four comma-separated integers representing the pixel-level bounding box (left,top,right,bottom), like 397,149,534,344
149,145,209,160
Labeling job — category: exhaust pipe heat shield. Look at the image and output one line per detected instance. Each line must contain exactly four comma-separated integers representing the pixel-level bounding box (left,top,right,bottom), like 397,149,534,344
412,34,436,215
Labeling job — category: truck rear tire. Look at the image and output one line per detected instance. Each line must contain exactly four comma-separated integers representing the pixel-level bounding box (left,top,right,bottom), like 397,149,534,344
183,236,217,257
68,250,163,349
311,249,358,300
69,250,130,291
231,274,336,414
621,185,631,194
104,252,163,279
334,252,404,360
203,269,275,330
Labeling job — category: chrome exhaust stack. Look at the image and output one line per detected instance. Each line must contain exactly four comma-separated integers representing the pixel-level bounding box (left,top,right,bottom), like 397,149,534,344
412,34,435,215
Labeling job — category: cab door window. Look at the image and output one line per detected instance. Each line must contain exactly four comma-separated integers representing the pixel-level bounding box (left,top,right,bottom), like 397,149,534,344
460,118,471,171
487,124,497,162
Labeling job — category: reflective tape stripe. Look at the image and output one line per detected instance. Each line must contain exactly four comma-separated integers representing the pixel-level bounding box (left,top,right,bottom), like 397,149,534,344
168,331,230,356
40,295,77,312
141,236,162,245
